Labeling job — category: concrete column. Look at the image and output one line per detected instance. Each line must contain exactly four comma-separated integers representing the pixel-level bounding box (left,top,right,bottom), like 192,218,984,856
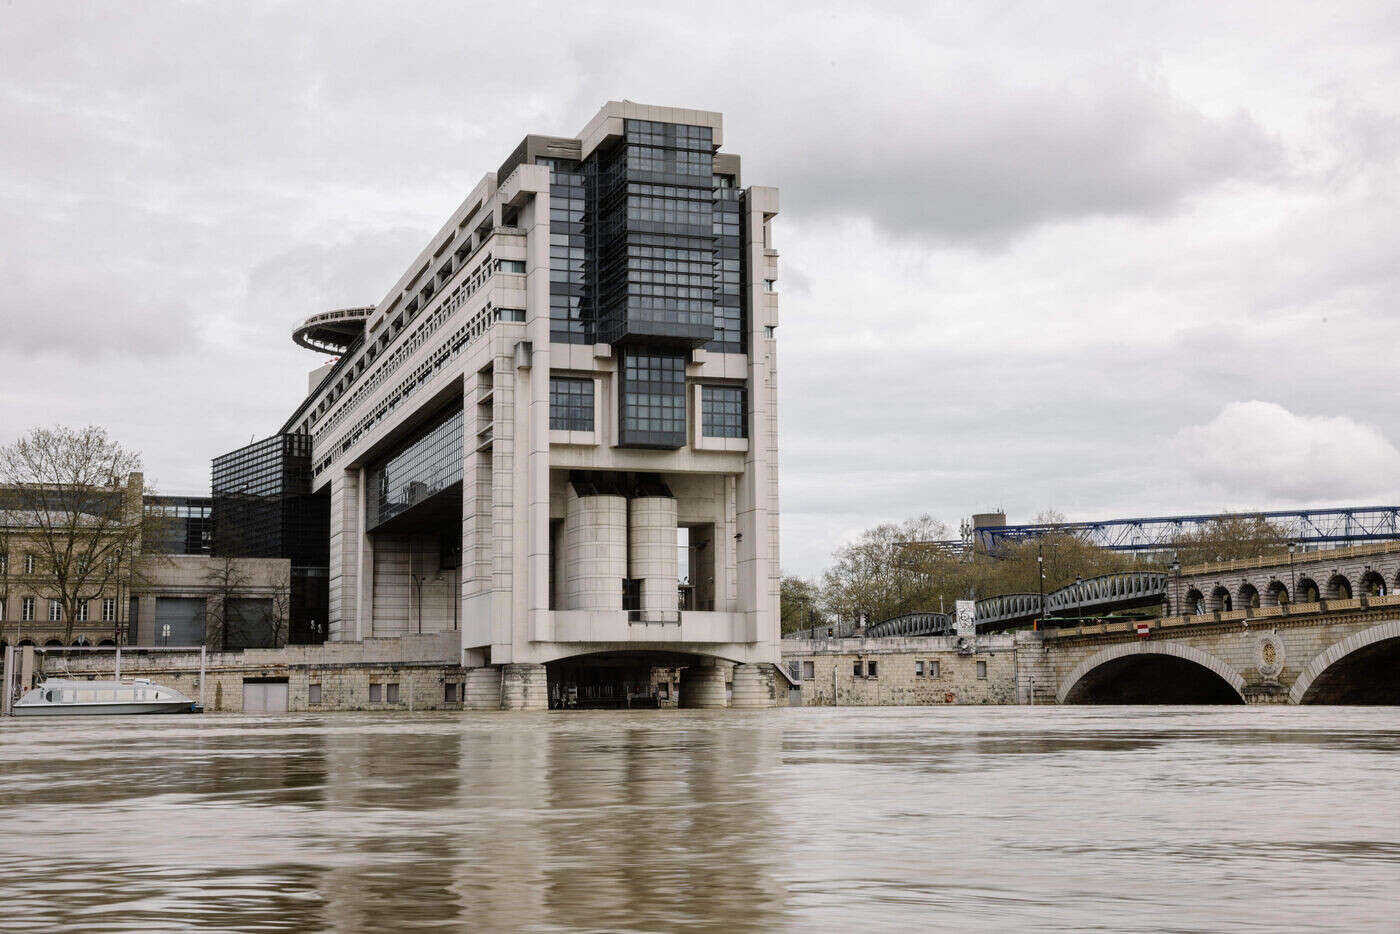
327,470,361,641
463,666,503,710
730,663,778,708
680,661,730,708
564,486,626,610
629,496,678,621
500,663,548,710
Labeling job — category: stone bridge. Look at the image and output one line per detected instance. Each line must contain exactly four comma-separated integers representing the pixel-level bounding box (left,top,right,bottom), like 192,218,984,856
1173,540,1400,614
1019,595,1400,704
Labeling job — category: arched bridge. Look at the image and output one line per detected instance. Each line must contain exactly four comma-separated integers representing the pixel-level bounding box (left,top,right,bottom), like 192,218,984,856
865,612,954,637
973,571,1168,630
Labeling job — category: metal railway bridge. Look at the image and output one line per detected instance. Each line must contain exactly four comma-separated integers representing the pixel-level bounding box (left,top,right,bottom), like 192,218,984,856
972,506,1400,555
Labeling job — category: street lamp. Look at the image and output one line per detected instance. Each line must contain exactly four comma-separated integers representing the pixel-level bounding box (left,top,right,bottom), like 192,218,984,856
1036,543,1045,630
1288,541,1297,605
1169,558,1181,619
1074,576,1083,622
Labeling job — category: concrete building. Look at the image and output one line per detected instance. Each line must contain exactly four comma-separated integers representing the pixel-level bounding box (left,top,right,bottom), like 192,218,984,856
234,102,781,708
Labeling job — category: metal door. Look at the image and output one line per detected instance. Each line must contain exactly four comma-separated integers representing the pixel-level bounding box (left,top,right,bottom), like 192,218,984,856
153,597,206,646
242,680,288,713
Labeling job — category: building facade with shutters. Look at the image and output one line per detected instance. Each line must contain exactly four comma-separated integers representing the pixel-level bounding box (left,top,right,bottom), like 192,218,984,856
268,102,781,708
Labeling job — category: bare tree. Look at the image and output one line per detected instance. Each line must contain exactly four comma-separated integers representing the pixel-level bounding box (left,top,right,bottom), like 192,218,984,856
203,556,252,650
0,426,147,641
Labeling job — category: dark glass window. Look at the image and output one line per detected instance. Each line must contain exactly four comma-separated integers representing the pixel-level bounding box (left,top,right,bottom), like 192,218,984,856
549,377,594,431
365,407,464,530
701,385,746,438
539,157,590,345
619,350,686,448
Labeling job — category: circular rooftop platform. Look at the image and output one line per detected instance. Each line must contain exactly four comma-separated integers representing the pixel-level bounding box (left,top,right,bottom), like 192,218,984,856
293,307,373,354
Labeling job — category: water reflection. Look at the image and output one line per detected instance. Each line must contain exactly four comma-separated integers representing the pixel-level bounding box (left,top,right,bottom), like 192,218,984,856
0,707,1396,932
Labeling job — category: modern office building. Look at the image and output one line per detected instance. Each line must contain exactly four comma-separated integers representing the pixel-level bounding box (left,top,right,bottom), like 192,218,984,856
263,102,780,707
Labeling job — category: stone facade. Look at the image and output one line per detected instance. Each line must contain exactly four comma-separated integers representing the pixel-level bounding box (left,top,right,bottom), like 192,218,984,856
781,635,1019,705
1173,540,1400,612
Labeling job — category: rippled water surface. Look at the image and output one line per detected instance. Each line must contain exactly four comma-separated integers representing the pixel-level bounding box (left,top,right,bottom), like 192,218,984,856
1,706,1397,932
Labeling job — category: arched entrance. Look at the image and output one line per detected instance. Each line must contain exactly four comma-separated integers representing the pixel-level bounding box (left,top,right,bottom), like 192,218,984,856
544,650,736,709
1325,575,1353,600
1359,571,1386,597
1291,620,1400,704
1060,643,1246,704
1184,589,1205,615
1209,586,1233,613
1265,580,1289,606
1238,583,1260,609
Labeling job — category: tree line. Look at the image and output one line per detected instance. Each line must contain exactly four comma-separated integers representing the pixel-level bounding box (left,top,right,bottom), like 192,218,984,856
781,511,1294,633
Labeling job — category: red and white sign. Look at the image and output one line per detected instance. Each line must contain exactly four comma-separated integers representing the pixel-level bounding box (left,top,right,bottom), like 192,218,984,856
1135,622,1151,638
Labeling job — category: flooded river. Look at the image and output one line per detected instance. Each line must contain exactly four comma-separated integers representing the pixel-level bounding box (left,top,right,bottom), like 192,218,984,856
0,706,1396,932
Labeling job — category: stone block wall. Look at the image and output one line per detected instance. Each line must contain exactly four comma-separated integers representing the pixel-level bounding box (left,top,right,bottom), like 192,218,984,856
782,635,1019,706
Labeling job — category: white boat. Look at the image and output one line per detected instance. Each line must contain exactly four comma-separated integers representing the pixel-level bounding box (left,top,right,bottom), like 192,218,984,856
12,677,198,716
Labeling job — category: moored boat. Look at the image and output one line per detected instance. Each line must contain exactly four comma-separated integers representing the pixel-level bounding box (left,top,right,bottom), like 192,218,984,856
13,678,199,716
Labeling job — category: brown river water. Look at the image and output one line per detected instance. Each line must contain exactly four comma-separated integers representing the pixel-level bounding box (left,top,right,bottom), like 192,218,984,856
0,706,1396,932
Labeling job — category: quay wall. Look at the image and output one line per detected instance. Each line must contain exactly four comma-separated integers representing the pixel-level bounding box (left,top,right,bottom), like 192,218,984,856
780,634,1021,705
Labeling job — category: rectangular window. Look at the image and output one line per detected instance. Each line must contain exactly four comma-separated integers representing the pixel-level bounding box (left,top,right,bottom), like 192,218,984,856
22,597,34,621
802,660,815,680
308,683,322,705
444,682,458,703
549,377,595,431
929,660,940,679
976,661,988,680
0,553,7,573
386,683,400,704
866,660,878,679
787,660,800,682
499,259,526,274
619,350,687,448
0,599,5,621
852,660,863,678
658,682,670,700
102,599,115,622
24,554,36,574
915,660,925,677
764,279,777,292
75,601,88,622
368,683,382,703
701,385,746,438
48,600,61,622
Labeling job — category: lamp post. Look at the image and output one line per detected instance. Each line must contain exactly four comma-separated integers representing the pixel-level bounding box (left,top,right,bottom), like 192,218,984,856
1036,544,1045,630
1288,541,1296,604
1074,576,1083,623
1169,558,1181,619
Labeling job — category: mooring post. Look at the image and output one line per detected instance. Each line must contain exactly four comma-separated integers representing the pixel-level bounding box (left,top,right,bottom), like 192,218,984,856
115,646,121,682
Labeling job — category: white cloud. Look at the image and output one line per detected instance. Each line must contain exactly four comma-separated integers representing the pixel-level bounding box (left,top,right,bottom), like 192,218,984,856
1173,401,1400,502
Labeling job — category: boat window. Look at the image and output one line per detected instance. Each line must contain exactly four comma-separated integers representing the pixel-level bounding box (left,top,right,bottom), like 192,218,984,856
45,690,54,702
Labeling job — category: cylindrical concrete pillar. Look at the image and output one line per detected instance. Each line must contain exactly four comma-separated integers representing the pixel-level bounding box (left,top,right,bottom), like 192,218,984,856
679,661,730,708
463,666,503,710
564,486,626,610
501,663,549,710
730,663,779,708
629,495,679,621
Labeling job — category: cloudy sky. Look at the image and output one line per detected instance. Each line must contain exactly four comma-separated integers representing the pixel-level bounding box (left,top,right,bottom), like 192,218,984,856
3,2,1398,575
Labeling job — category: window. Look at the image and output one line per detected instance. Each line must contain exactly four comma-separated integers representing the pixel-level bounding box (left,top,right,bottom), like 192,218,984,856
102,599,115,622
49,600,62,622
764,279,777,292
852,660,862,678
499,259,526,274
620,351,687,448
802,660,814,680
929,660,940,679
976,661,988,680
23,554,36,574
866,660,878,679
701,385,746,438
368,683,382,703
764,325,776,339
386,683,400,704
0,599,5,621
915,660,925,678
308,683,322,705
549,377,595,431
658,682,669,700
22,597,34,621
787,660,800,682
444,682,458,703
0,553,7,573
75,601,88,622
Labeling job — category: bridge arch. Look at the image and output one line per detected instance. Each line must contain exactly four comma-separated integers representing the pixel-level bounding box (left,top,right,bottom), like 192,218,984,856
1058,642,1246,705
1265,580,1289,606
1297,576,1320,603
1359,571,1387,597
1208,586,1232,613
1238,582,1260,609
1184,588,1205,614
1289,619,1400,705
1325,574,1353,600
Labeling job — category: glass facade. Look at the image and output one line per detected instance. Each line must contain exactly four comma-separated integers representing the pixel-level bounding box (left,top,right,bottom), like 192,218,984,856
540,157,589,345
143,495,212,555
211,433,329,643
366,406,464,531
550,377,594,431
619,350,687,448
701,385,747,438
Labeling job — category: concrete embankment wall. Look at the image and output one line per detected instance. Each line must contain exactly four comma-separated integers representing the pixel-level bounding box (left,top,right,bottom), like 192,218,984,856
780,634,1024,705
38,633,467,713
